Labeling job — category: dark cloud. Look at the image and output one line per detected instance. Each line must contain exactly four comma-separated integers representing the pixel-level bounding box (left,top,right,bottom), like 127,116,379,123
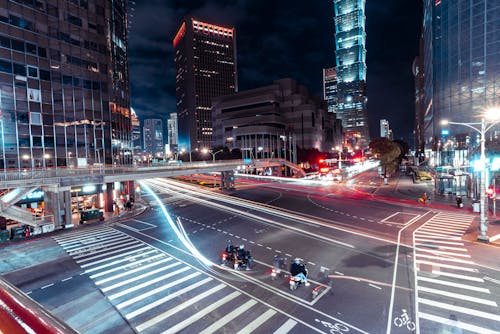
129,0,422,146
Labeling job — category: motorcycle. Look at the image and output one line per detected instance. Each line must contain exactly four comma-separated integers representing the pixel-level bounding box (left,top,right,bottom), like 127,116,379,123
289,267,308,291
220,246,253,271
271,255,286,280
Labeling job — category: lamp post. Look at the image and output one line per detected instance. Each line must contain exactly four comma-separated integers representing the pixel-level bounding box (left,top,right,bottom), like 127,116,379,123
202,148,223,163
441,107,500,242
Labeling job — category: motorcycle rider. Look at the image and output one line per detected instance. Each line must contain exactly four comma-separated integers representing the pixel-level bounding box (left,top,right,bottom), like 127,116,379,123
290,258,309,286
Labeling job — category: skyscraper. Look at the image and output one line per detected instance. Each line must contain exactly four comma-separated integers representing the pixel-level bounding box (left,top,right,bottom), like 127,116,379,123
423,0,499,162
323,67,338,114
143,119,164,156
333,0,370,148
0,0,131,169
173,18,237,152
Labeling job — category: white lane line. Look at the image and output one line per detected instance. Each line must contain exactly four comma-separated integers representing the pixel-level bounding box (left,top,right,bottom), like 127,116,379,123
308,261,316,266
418,245,468,252
73,240,142,259
417,276,490,292
426,221,470,229
41,283,54,289
416,260,478,272
369,283,382,290
416,231,462,239
53,228,114,242
57,232,123,247
273,319,298,334
130,218,156,228
430,271,484,282
94,257,173,284
489,234,500,242
199,299,258,334
236,309,276,334
160,291,240,334
419,287,497,306
88,254,167,278
76,244,145,263
102,262,183,292
59,233,130,252
419,298,500,321
419,225,466,234
125,276,211,319
415,254,474,265
66,236,131,253
286,253,292,257
266,246,272,250
83,249,158,272
415,248,471,258
484,276,500,285
61,277,72,282
136,284,226,332
418,312,498,334
418,227,463,236
414,238,464,246
108,266,190,300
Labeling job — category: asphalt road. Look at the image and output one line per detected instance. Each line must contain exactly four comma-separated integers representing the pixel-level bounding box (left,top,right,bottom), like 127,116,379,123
1,174,499,334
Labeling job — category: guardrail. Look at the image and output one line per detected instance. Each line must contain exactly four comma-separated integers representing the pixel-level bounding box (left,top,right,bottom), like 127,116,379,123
0,278,77,334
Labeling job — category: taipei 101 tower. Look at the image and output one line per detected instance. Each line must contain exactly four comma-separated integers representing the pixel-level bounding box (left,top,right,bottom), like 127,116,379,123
333,0,370,147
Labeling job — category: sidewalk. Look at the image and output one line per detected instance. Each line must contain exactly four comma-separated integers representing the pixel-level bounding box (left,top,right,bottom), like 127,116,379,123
369,172,500,247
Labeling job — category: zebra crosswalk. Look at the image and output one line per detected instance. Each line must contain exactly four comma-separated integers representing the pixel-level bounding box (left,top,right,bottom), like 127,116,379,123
52,226,306,334
414,212,500,334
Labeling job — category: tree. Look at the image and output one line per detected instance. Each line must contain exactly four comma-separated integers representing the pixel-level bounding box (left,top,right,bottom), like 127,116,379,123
369,137,401,177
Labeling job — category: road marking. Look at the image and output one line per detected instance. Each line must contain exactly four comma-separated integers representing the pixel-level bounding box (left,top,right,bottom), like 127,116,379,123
125,272,213,320
414,237,464,246
415,248,471,258
415,231,461,240
273,319,298,334
73,241,142,260
419,287,497,306
199,299,257,334
417,276,490,293
431,271,484,282
236,309,276,334
160,291,240,334
419,312,498,334
489,234,500,242
64,235,129,251
369,283,382,290
87,253,166,276
94,257,173,284
415,253,474,265
102,262,183,292
419,298,500,321
41,283,54,289
108,266,190,300
77,245,147,264
61,277,72,282
484,276,500,285
416,260,477,272
83,249,158,272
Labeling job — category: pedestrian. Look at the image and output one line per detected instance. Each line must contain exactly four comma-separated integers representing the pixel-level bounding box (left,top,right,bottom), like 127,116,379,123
456,195,463,208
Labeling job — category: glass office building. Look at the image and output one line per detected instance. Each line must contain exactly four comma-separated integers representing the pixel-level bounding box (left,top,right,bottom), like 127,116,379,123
173,18,237,152
423,0,500,154
0,0,131,170
333,0,370,147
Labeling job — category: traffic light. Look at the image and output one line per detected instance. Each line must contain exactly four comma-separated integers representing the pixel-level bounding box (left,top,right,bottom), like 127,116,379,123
486,186,495,199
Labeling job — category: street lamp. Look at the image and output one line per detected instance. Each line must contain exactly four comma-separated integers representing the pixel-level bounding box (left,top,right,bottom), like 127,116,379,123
202,148,223,163
441,107,500,242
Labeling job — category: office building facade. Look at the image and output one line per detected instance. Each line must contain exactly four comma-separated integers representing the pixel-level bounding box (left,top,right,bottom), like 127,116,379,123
167,112,178,154
173,18,237,152
333,0,370,148
423,0,499,164
380,119,390,139
213,78,342,161
143,118,163,156
323,67,338,114
0,0,131,169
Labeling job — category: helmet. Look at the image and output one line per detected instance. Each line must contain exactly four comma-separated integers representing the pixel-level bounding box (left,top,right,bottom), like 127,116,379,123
239,245,244,249
294,258,300,264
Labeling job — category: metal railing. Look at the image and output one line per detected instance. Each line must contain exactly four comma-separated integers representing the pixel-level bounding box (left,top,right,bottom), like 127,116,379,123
0,278,77,334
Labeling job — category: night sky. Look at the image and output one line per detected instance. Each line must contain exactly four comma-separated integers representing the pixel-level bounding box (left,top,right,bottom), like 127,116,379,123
128,0,423,147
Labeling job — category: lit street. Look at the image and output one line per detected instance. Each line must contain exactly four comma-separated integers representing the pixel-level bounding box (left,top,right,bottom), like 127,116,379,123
1,176,498,333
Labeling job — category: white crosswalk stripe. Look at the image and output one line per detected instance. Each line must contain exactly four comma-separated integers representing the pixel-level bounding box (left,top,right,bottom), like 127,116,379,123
53,226,304,333
414,212,500,333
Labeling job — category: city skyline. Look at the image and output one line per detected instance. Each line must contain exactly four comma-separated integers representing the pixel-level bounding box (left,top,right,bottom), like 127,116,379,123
128,0,423,147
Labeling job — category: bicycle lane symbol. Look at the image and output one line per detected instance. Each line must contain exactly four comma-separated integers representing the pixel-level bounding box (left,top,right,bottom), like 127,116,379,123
315,318,350,333
393,309,415,332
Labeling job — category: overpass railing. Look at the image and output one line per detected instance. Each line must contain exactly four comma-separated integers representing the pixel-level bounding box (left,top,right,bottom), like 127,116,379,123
0,278,77,334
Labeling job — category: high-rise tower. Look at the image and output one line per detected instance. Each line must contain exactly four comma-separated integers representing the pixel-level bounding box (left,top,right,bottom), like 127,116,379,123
333,0,370,147
0,0,131,169
173,18,237,151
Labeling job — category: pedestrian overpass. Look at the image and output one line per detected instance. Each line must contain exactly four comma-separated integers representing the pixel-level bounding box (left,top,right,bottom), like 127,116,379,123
0,159,304,229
